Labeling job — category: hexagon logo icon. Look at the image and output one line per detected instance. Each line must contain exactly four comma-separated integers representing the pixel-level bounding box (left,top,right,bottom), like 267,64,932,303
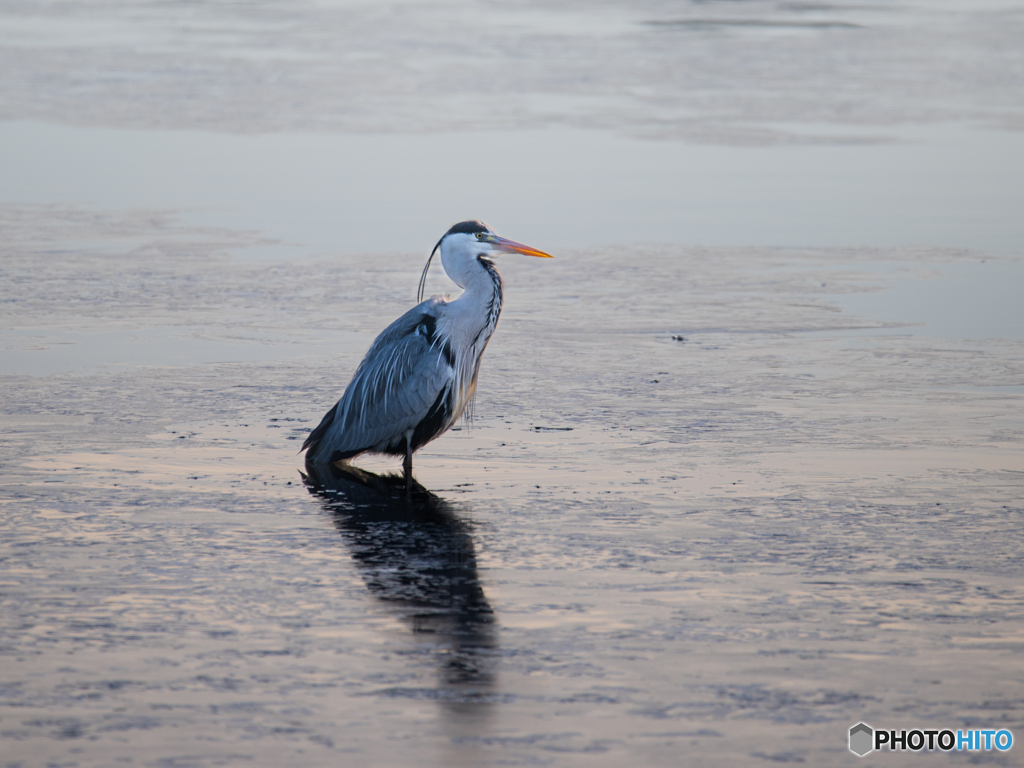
849,722,874,757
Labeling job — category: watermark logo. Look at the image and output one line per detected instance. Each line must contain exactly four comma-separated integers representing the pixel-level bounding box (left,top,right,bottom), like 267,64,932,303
849,723,1013,757
849,723,873,756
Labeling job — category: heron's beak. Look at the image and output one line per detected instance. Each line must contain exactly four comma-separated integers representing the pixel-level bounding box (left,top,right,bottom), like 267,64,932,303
485,234,554,258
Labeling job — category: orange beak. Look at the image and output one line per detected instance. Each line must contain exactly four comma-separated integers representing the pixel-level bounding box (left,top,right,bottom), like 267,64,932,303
485,234,554,258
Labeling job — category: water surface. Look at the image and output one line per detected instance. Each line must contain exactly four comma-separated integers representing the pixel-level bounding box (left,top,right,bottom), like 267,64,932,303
2,1,1023,765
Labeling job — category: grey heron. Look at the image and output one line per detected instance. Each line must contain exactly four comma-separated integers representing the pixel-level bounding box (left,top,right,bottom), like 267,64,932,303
302,220,553,474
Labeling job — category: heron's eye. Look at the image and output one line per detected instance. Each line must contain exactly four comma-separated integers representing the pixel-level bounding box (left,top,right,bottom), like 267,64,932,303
475,232,485,240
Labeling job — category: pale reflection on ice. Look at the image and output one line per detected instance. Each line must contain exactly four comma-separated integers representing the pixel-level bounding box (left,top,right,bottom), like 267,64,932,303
302,461,498,704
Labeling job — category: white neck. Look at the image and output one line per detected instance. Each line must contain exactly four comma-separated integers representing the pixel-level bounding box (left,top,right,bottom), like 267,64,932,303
435,234,501,347
447,257,503,338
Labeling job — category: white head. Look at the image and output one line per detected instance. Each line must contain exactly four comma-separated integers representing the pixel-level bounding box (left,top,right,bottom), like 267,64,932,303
417,220,553,301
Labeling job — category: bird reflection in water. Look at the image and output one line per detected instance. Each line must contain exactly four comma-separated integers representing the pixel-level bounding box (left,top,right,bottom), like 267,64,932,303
302,461,497,704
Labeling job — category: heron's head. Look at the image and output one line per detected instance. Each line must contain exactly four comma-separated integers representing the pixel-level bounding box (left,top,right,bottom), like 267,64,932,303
418,220,553,300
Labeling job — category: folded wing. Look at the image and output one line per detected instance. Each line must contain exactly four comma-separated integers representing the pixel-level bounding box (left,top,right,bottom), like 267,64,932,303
303,300,456,465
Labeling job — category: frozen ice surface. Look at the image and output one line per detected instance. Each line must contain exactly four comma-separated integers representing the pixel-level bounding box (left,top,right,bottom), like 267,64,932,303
2,208,1022,767
1,0,1023,140
1,1,1023,766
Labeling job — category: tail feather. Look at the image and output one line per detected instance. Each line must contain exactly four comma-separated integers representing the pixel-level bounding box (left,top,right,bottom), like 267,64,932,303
301,400,339,456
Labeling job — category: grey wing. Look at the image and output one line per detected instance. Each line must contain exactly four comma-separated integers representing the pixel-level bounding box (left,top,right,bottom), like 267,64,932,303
304,301,454,463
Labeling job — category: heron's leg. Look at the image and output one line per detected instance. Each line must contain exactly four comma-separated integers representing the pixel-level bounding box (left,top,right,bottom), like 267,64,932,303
402,430,414,476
